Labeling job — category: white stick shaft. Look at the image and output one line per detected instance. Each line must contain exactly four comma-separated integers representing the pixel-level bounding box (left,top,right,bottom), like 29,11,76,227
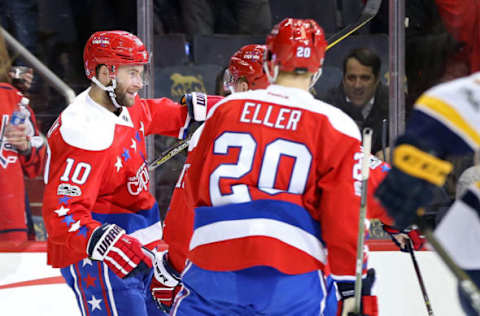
354,128,373,313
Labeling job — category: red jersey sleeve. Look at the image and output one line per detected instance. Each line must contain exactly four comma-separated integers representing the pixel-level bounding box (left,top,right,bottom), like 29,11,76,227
142,95,224,139
18,105,46,178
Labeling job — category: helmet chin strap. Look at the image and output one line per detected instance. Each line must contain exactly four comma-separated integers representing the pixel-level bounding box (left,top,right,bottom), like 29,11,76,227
91,76,122,109
263,62,279,84
309,68,323,89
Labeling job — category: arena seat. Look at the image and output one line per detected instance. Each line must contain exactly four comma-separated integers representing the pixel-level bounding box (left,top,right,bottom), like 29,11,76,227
269,0,338,34
154,33,190,68
192,34,265,66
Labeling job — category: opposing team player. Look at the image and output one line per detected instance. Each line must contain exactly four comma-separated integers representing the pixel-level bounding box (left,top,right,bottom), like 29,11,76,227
167,18,379,316
41,30,218,316
375,73,480,315
150,44,272,313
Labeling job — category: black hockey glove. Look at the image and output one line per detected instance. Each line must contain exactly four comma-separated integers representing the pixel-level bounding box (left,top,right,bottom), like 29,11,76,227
374,136,452,230
337,268,378,316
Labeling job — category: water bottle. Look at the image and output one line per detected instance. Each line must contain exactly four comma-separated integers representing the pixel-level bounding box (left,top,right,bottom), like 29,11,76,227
10,97,29,126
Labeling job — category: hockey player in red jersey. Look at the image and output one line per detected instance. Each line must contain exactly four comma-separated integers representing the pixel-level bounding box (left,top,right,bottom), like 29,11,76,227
41,30,219,316
149,44,274,313
163,19,379,316
1,83,46,241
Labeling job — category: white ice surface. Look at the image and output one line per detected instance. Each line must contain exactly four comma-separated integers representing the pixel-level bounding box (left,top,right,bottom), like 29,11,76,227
0,251,464,315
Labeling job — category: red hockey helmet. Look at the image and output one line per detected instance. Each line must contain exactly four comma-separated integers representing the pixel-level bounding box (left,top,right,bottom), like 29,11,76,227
266,18,327,74
226,44,269,90
83,30,149,79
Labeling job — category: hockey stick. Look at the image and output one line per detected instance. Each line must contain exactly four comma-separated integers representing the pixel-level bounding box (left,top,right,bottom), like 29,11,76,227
326,0,382,50
353,127,373,313
148,137,189,171
381,118,388,162
406,241,435,316
148,0,383,171
420,223,480,314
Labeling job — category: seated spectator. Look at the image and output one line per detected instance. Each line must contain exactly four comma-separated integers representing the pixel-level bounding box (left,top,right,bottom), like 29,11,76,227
0,32,46,242
320,47,389,158
179,0,271,38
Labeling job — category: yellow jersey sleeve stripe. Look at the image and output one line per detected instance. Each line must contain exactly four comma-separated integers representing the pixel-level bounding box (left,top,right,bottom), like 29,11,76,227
416,95,480,147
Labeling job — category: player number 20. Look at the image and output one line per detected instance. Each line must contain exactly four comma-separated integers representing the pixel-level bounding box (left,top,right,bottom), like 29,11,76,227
210,132,312,206
296,47,311,58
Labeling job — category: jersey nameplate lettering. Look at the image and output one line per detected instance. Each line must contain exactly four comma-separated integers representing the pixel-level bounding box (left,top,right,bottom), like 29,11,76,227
240,102,302,131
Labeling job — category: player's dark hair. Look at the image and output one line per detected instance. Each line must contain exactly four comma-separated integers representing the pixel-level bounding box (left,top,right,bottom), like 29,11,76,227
343,48,381,79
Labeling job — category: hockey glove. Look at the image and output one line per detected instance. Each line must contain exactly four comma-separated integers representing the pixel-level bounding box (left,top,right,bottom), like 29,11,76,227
374,136,452,230
336,269,378,316
180,92,208,122
383,224,425,252
87,224,152,279
150,250,182,313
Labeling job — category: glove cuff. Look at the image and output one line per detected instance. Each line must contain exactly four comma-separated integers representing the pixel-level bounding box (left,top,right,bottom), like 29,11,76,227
183,92,207,121
393,144,452,186
87,224,125,260
337,269,376,300
153,250,181,287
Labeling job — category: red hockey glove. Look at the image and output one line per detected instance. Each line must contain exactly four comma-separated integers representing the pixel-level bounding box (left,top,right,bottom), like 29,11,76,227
150,250,182,313
383,224,425,252
87,224,152,278
180,92,208,122
336,269,378,316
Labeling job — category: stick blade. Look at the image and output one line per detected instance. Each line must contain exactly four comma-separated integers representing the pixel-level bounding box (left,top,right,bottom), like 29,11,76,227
326,0,382,49
361,0,383,19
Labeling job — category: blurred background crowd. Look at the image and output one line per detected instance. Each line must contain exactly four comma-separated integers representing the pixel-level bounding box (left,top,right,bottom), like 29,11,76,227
0,0,476,241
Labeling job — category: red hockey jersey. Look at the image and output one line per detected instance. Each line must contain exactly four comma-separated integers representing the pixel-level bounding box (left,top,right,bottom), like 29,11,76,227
164,129,392,274
42,88,196,268
183,85,389,280
0,83,46,241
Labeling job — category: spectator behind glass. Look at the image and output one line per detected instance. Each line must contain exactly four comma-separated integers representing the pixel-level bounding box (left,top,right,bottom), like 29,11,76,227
179,0,271,39
435,0,480,75
320,48,389,159
0,31,47,242
0,0,38,66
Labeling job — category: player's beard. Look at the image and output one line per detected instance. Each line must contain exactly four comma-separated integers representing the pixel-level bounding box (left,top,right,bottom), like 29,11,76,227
113,83,136,108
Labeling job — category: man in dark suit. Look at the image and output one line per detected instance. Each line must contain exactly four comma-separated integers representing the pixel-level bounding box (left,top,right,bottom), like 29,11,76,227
321,48,389,159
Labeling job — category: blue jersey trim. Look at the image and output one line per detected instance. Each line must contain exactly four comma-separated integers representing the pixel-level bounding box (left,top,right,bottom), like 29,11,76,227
193,199,322,241
91,202,160,234
406,110,473,156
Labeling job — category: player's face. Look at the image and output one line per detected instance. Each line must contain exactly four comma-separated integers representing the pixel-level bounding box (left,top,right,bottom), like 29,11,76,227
114,65,145,107
342,58,378,107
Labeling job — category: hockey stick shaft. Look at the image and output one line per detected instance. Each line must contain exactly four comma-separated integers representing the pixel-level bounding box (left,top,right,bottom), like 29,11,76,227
381,118,388,162
148,137,190,171
406,242,435,316
327,0,382,50
421,226,480,313
354,127,373,313
148,0,383,171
